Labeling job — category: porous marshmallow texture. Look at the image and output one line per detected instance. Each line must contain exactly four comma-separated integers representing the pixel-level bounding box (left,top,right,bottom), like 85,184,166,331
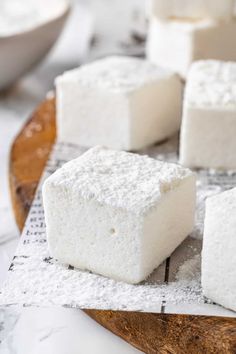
179,60,236,170
146,18,236,78
202,188,236,312
56,56,182,150
43,146,196,284
151,0,234,21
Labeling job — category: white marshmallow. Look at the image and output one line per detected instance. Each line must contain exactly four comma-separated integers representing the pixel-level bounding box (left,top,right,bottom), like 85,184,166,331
180,60,236,170
56,56,182,151
202,188,236,312
43,146,196,284
151,0,234,21
146,17,236,78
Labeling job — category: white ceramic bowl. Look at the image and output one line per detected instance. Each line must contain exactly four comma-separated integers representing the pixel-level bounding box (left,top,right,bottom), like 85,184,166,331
0,0,70,90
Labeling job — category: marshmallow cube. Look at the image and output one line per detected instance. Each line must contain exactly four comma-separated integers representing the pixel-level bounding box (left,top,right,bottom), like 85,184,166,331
202,188,236,312
56,56,182,151
43,146,196,284
146,18,236,78
151,0,234,21
180,60,236,170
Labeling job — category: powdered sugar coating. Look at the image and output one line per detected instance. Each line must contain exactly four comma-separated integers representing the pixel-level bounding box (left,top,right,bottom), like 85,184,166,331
2,142,236,317
44,146,193,215
56,56,175,93
185,60,236,109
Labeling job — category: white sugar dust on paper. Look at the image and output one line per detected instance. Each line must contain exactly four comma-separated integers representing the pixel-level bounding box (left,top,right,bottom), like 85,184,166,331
0,138,235,318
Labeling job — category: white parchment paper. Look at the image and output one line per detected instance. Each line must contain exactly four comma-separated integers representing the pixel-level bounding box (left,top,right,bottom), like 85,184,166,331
0,138,235,317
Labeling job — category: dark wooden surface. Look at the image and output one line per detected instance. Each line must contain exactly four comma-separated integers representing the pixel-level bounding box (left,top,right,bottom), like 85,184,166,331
9,97,236,354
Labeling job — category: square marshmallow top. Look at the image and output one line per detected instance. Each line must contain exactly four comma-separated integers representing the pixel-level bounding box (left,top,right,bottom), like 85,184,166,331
56,56,175,95
44,146,192,216
185,60,236,110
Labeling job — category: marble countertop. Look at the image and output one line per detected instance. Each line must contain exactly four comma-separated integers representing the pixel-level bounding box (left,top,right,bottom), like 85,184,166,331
0,1,145,352
0,307,142,354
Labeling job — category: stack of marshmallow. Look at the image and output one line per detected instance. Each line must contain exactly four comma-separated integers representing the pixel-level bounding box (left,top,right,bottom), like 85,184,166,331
146,0,236,78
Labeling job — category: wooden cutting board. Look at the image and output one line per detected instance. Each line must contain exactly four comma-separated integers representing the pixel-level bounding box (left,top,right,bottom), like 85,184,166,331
9,97,236,354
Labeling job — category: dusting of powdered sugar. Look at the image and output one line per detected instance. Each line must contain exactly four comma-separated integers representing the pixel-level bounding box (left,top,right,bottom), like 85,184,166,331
0,246,203,311
56,56,175,93
44,145,193,215
186,60,236,109
1,140,236,317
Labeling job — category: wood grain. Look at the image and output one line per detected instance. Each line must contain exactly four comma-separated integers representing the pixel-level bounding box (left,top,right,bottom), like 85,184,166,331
9,97,236,354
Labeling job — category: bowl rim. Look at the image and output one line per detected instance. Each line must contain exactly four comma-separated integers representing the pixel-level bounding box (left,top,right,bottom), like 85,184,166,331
0,0,71,40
